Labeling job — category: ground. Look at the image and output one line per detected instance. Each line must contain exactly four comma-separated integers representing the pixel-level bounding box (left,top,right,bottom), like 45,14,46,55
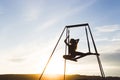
0,74,120,80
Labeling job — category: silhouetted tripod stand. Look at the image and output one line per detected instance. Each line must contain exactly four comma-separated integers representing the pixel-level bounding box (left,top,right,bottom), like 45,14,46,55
39,23,105,80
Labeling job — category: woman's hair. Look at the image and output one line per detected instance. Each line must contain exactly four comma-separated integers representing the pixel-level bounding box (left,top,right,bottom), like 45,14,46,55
70,38,77,43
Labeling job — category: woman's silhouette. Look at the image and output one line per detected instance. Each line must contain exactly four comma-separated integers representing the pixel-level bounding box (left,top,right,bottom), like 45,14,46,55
63,36,99,62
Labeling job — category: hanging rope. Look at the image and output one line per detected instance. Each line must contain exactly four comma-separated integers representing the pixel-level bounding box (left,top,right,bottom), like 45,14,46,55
85,26,91,53
64,28,70,80
64,28,67,80
39,27,66,80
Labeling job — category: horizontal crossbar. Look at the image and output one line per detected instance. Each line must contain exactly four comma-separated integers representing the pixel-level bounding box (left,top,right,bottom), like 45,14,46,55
66,23,88,28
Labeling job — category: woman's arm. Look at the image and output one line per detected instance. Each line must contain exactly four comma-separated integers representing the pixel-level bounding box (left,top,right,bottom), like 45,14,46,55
76,39,79,43
64,36,69,45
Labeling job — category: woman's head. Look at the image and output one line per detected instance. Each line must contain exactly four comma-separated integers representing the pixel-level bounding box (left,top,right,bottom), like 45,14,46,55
70,38,79,44
70,38,76,44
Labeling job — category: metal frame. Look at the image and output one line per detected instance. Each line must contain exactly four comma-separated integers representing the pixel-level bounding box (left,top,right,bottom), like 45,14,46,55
39,23,105,80
66,23,88,28
65,23,105,79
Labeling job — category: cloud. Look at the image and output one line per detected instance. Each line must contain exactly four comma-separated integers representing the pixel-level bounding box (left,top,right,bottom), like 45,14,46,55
23,8,40,21
96,38,108,42
102,49,120,64
95,38,120,42
100,49,120,76
9,57,25,62
96,38,120,54
22,6,41,21
111,38,120,41
96,25,120,33
58,0,97,19
35,0,97,32
36,18,59,32
20,0,43,21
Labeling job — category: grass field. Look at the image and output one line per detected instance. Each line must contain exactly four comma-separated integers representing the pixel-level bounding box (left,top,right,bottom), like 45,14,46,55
0,74,120,80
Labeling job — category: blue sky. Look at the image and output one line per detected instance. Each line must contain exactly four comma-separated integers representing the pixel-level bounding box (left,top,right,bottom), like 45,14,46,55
0,0,120,77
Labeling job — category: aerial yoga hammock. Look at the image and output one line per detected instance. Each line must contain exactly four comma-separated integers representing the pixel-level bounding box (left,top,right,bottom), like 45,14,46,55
63,35,99,62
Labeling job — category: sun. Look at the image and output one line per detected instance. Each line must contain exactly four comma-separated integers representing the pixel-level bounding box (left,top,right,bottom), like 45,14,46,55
35,51,65,75
45,57,64,75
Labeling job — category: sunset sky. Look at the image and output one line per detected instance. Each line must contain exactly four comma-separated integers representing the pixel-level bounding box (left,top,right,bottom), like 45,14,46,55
0,0,120,77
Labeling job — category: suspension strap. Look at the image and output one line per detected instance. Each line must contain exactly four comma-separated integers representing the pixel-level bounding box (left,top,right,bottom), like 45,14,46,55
85,26,91,53
64,28,70,80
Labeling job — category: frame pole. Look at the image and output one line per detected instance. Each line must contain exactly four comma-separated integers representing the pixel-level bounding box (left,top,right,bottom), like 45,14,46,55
66,23,88,28
39,27,66,80
87,25,105,78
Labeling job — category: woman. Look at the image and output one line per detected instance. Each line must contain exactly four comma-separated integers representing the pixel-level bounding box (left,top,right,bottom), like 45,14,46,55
63,36,99,62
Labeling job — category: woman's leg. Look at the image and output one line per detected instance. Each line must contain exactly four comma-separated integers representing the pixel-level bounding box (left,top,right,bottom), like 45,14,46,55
75,51,86,56
74,52,100,59
72,52,88,59
63,54,75,59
